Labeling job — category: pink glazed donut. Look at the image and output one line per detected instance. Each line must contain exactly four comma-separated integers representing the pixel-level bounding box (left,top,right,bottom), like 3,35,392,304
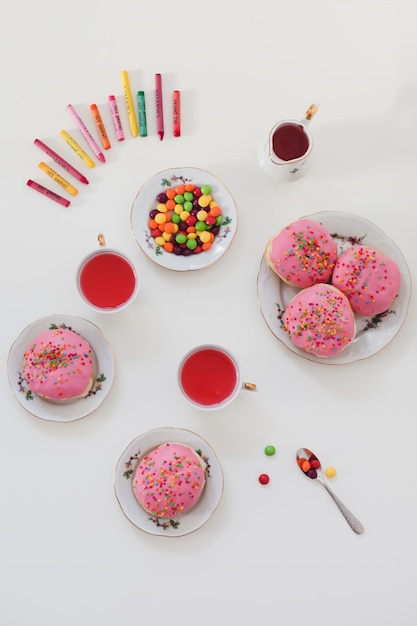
331,245,401,316
265,218,338,288
283,284,356,358
22,327,94,400
133,443,206,518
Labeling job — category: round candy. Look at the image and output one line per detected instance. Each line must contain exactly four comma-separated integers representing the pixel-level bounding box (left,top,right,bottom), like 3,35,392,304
155,213,166,224
325,466,337,478
195,221,207,232
186,238,197,250
264,445,276,456
197,209,208,221
198,195,211,208
258,474,270,485
301,460,311,473
199,231,211,243
175,233,187,244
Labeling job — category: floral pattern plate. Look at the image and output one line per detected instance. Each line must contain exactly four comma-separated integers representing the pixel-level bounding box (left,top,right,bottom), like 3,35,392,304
130,167,237,271
257,211,411,365
114,427,224,537
7,314,115,421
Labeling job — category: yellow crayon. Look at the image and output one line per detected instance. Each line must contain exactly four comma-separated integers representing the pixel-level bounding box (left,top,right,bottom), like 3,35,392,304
59,130,96,168
121,70,138,137
38,162,79,196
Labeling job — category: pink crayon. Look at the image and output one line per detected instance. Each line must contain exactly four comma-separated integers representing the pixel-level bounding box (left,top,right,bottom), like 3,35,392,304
108,95,125,141
67,103,106,163
155,74,164,141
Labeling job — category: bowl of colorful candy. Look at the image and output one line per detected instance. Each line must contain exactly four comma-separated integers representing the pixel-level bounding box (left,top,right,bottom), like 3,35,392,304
130,167,238,271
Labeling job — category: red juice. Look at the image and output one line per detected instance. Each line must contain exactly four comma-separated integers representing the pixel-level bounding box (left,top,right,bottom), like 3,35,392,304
78,251,137,310
179,347,239,407
272,123,310,161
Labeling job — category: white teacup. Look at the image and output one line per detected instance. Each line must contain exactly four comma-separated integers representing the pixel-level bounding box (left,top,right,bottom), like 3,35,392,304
178,344,256,411
76,235,139,313
258,104,319,182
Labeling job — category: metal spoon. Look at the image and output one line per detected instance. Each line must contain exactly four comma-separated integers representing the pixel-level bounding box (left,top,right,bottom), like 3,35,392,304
296,448,364,535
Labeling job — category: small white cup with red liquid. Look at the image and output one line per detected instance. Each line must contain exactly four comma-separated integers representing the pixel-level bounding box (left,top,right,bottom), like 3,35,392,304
258,104,319,182
76,235,139,313
178,344,257,411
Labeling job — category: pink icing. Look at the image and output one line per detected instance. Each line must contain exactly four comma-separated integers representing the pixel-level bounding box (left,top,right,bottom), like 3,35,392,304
133,443,206,518
283,284,356,358
267,219,338,288
22,328,93,400
331,245,401,316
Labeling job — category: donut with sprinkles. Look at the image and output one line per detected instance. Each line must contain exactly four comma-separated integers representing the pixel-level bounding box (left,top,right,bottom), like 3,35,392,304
283,284,356,358
133,443,206,518
265,218,338,288
331,245,401,316
22,327,94,400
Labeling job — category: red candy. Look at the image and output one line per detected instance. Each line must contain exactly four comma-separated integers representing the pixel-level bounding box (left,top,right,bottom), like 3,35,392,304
259,473,270,485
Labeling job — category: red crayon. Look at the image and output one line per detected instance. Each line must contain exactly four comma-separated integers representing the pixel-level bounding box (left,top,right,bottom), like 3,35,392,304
27,179,71,207
173,90,181,137
34,138,89,184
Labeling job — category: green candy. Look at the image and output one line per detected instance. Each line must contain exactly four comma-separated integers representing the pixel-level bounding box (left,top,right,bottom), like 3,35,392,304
174,194,185,204
171,213,180,224
195,221,207,232
215,215,223,226
184,191,194,201
264,445,276,456
175,233,187,244
186,238,197,250
183,201,193,211
201,184,212,195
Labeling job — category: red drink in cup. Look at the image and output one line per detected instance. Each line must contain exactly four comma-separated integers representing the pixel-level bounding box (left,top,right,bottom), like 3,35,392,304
272,123,310,161
179,345,256,410
77,249,138,312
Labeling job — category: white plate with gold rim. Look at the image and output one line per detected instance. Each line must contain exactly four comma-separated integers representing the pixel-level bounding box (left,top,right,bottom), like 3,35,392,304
130,167,237,271
114,427,224,537
257,211,411,365
7,315,115,421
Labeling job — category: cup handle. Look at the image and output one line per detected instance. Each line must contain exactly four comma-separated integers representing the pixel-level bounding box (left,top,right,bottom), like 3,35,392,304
303,104,319,122
243,382,257,391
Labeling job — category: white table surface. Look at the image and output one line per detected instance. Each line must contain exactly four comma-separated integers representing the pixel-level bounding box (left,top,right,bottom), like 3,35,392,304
1,1,416,624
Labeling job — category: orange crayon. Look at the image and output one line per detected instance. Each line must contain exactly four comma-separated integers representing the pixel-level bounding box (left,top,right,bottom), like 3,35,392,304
90,104,111,150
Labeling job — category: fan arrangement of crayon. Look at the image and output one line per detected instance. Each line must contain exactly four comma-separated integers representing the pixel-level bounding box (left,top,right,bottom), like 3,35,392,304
27,71,181,208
